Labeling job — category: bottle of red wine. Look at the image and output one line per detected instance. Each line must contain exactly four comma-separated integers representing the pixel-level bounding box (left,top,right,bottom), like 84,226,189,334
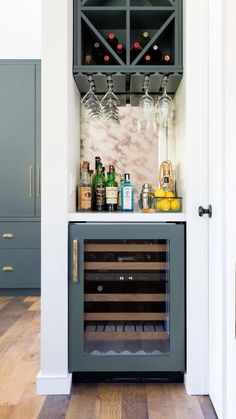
152,44,162,64
83,54,95,65
103,54,111,64
107,32,118,49
163,54,171,64
142,54,152,65
92,42,103,64
130,41,141,62
116,42,126,61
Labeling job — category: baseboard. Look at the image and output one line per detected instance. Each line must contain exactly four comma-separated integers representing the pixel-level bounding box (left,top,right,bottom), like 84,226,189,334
0,288,41,296
36,371,72,395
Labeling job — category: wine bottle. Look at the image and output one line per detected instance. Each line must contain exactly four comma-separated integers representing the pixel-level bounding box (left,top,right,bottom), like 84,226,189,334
92,42,103,64
103,54,111,64
142,54,152,65
152,44,162,64
83,54,95,65
105,165,118,212
139,31,151,49
163,54,171,64
107,32,118,49
130,41,141,62
116,43,126,61
93,162,106,212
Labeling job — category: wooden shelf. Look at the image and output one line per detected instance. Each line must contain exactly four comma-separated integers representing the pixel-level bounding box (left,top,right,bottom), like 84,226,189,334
84,243,168,252
85,293,167,302
84,261,168,270
84,312,166,321
85,331,169,340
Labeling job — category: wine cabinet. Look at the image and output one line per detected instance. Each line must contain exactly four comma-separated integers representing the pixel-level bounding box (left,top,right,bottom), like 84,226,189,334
69,222,185,374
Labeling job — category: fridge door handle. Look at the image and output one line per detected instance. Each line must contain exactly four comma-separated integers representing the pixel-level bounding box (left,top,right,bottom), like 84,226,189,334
72,240,79,283
36,165,41,197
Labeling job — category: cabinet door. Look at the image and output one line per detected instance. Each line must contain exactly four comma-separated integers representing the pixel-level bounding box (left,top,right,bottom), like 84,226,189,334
69,222,185,373
0,64,35,217
35,64,41,217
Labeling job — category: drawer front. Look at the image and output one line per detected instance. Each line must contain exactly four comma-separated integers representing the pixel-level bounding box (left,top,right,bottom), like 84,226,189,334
0,249,40,288
0,222,40,249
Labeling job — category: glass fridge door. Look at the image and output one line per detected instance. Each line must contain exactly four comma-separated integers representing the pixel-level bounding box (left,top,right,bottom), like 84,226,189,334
84,239,170,356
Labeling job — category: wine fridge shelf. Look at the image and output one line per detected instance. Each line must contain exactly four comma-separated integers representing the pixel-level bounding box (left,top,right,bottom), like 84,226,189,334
85,324,169,341
73,0,183,95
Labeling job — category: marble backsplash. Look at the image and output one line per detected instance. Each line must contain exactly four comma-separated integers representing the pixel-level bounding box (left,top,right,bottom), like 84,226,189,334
80,105,176,200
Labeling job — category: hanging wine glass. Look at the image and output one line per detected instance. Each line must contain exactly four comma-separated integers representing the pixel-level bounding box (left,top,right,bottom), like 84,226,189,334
81,80,102,120
101,79,120,123
138,78,154,132
155,84,173,127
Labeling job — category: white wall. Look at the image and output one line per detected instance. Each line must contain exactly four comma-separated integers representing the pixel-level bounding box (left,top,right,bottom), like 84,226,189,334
0,0,41,58
37,0,79,394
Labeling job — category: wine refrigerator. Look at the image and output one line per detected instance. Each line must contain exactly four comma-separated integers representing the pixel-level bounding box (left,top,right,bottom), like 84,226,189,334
69,223,185,377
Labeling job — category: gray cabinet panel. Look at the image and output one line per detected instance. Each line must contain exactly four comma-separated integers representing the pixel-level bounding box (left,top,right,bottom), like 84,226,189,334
0,222,40,249
0,249,40,288
0,64,35,217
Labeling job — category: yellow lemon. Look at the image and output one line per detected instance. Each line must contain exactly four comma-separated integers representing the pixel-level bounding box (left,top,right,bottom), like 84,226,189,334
157,198,171,211
154,188,166,198
165,191,174,199
170,199,180,211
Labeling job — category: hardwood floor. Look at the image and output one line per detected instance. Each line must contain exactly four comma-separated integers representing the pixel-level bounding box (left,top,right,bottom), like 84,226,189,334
0,297,217,419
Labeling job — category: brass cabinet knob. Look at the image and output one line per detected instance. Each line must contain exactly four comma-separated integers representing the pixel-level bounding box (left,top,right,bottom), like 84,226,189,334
2,266,14,272
2,233,14,238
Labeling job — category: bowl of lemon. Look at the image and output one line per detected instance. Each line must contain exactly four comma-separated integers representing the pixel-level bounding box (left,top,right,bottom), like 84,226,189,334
153,189,182,212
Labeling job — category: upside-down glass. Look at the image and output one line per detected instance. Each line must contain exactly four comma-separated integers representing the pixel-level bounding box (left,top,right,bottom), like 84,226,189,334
101,86,120,123
138,89,154,132
81,85,103,120
155,85,173,127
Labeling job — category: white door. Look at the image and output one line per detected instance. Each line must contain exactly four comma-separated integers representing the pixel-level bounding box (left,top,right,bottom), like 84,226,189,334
208,0,225,417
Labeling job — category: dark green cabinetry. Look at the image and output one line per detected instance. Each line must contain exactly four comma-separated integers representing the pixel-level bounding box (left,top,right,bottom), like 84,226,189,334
73,0,183,95
69,222,185,373
0,61,41,294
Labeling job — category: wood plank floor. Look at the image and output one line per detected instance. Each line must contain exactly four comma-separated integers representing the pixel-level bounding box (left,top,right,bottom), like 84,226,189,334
0,297,217,419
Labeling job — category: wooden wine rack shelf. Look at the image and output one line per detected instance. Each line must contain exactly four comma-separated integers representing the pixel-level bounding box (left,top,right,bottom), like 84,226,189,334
85,331,169,341
85,293,168,302
84,312,166,321
84,262,168,270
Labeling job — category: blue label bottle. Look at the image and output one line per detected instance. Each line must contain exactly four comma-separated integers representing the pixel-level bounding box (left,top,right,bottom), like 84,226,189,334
121,173,134,211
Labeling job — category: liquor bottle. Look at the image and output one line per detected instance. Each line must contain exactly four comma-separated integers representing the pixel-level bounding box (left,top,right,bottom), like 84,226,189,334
105,165,118,212
130,41,141,62
139,31,151,49
163,54,171,64
92,42,103,64
118,174,125,210
95,156,101,171
78,161,92,211
116,43,126,61
152,44,162,64
121,173,134,212
107,32,118,49
93,162,106,211
159,160,175,193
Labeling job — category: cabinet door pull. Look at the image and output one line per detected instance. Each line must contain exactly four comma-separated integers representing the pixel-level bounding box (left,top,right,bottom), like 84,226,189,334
72,240,79,283
29,165,34,197
36,165,41,197
2,233,14,239
2,266,14,272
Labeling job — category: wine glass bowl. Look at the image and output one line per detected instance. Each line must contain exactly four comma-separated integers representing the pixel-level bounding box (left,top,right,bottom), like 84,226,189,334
155,85,173,127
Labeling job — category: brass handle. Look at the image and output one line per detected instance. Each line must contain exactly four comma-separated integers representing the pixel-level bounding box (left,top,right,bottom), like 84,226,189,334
29,165,33,197
72,240,78,283
2,266,14,272
36,165,41,197
2,233,14,239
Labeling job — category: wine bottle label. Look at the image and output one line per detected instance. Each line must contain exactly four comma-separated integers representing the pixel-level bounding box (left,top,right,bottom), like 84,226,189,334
106,186,118,204
123,186,132,210
96,184,105,206
80,187,92,210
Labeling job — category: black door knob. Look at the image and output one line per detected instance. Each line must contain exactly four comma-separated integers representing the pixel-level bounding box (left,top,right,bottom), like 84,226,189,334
198,205,212,218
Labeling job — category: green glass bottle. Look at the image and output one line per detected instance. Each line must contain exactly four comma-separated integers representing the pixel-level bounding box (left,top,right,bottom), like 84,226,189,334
105,165,118,212
93,162,106,211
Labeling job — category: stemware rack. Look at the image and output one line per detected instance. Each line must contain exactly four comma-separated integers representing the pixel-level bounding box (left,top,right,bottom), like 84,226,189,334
73,0,183,97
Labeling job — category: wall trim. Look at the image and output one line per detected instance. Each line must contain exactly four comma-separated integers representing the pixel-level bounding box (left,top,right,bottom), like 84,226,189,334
36,371,72,395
